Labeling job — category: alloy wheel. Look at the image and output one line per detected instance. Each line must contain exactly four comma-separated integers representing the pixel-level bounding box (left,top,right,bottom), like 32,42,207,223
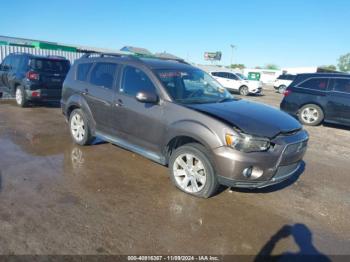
15,88,23,105
301,107,319,124
173,153,207,193
70,113,86,142
240,86,249,96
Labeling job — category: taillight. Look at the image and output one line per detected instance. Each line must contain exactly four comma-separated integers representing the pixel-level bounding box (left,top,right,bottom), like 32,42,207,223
283,89,292,96
26,71,39,81
31,91,40,97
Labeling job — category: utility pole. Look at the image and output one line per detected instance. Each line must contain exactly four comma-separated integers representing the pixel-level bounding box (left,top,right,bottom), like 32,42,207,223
230,44,236,67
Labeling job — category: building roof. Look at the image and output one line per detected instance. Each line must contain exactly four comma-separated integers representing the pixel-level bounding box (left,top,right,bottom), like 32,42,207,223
120,46,152,55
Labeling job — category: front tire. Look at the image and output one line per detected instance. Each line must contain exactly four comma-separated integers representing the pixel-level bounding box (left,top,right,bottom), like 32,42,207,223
239,85,249,96
15,86,27,107
169,143,219,198
69,109,94,145
298,104,324,126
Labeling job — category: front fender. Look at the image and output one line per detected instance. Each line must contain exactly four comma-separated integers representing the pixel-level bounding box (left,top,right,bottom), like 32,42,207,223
65,94,97,135
164,119,223,151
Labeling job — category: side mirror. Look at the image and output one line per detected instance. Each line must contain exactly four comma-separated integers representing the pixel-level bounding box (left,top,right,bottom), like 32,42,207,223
136,91,158,104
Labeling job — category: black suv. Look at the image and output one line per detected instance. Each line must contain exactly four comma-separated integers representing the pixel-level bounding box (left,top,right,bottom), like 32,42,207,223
280,73,350,126
61,53,308,198
0,53,70,107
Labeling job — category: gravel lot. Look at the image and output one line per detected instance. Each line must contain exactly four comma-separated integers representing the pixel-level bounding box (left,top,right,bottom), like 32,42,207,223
0,86,349,257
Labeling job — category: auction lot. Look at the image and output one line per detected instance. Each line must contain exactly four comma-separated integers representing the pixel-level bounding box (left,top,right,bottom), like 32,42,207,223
0,87,349,256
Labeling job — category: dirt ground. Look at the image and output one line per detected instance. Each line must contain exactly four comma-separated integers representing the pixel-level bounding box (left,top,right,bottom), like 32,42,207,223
0,87,349,257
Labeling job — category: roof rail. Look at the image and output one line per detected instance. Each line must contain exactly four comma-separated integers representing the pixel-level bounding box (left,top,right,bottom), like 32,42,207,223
80,51,189,65
151,55,189,65
46,55,66,60
81,51,127,59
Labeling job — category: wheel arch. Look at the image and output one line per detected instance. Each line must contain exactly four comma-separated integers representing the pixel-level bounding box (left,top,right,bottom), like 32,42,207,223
298,102,325,116
163,120,222,165
65,94,97,134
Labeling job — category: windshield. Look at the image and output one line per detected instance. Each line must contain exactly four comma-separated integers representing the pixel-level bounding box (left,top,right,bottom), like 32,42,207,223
236,73,248,80
156,68,233,104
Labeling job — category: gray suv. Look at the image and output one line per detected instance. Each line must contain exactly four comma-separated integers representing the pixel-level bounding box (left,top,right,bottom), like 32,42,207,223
61,53,308,198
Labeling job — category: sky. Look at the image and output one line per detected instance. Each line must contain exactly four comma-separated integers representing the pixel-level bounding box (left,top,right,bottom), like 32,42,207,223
0,0,349,68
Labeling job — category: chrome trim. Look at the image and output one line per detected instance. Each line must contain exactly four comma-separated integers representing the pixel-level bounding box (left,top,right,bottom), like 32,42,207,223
273,137,308,170
95,131,166,164
271,162,301,182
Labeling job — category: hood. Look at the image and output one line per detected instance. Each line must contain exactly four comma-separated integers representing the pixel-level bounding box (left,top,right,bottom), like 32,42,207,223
187,99,301,138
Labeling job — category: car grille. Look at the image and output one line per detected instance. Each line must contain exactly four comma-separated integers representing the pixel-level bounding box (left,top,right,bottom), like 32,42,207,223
273,162,300,181
284,140,308,155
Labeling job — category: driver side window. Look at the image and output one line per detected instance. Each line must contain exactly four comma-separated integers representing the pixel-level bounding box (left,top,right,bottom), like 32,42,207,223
121,66,156,96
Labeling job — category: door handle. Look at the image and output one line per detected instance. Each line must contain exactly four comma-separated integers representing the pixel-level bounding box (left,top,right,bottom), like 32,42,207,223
116,99,124,107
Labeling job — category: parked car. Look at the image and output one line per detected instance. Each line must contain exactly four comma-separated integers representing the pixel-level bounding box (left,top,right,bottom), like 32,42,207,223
0,53,70,107
61,53,308,198
210,71,263,96
274,74,296,94
280,73,350,126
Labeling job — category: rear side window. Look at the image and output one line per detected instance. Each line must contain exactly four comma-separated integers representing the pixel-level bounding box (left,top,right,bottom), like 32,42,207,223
76,63,93,81
89,62,117,89
298,78,329,90
277,75,286,80
1,56,12,67
121,66,156,96
30,59,70,73
331,78,350,94
11,56,22,70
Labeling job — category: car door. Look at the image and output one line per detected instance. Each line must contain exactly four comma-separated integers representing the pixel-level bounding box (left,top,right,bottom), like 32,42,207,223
113,64,165,155
227,73,241,90
214,72,236,90
83,62,119,134
6,55,21,91
327,78,350,124
211,72,226,87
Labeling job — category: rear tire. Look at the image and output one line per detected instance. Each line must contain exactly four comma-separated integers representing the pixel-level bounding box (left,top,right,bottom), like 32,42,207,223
15,86,27,107
298,104,324,126
69,109,94,145
278,85,287,94
169,143,219,198
239,86,249,96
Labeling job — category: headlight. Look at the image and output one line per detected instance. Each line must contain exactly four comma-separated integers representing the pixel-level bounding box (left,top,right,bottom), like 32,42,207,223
225,132,270,153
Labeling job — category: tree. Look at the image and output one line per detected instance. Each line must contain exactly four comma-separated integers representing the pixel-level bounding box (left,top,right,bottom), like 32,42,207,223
338,53,350,72
229,64,245,70
319,65,337,71
264,64,279,70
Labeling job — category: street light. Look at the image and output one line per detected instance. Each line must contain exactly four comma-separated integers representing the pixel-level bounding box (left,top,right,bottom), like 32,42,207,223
230,44,236,66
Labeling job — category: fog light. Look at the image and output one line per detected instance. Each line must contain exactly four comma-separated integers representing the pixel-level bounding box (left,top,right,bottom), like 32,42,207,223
243,166,264,179
251,167,264,179
243,167,253,178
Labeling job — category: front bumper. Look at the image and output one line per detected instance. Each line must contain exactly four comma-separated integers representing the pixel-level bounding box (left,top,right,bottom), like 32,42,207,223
249,86,263,94
212,129,308,188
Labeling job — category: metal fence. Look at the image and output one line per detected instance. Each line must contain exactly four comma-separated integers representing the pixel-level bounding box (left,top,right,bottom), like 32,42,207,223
0,45,85,63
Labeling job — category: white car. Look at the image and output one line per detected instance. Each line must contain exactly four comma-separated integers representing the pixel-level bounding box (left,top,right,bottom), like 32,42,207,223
210,71,263,96
273,74,296,93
